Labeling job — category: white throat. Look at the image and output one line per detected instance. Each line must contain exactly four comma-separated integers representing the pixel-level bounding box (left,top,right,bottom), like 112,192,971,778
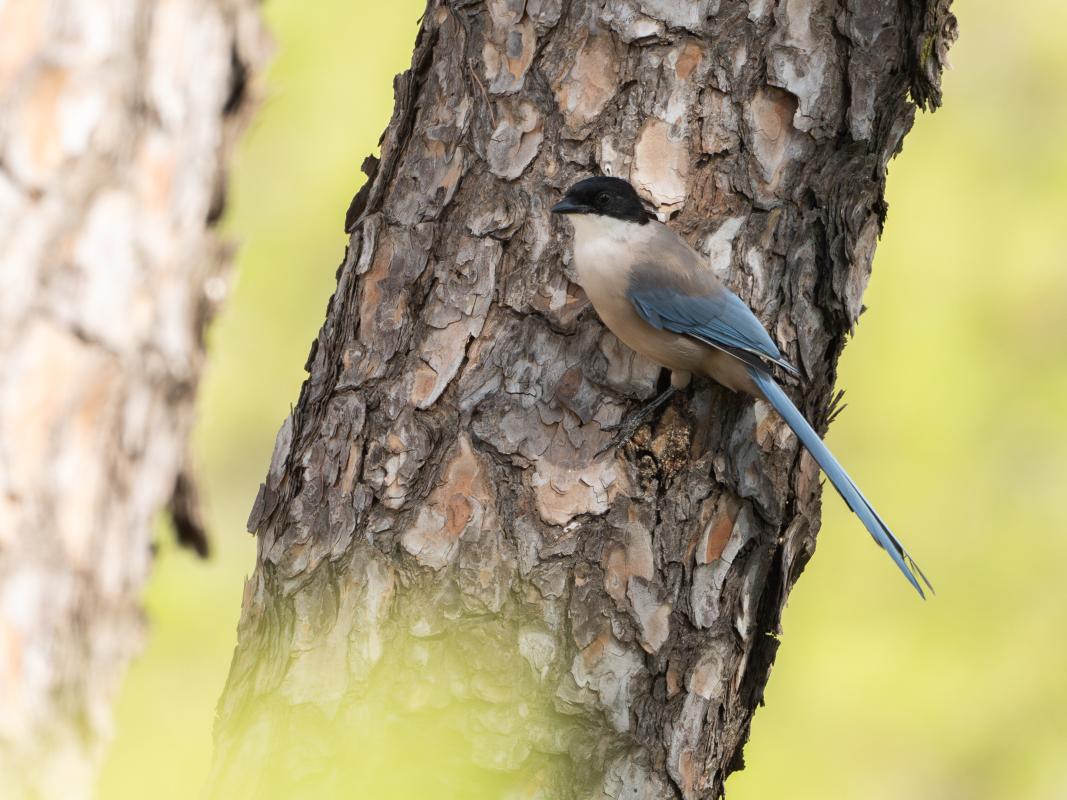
568,214,653,283
563,213,653,309
568,213,649,246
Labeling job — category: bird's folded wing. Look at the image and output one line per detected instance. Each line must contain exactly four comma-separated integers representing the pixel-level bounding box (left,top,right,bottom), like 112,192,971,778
627,265,798,375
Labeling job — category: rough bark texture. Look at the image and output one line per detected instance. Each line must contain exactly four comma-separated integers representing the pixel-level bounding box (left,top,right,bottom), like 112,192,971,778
214,1,955,797
0,1,266,796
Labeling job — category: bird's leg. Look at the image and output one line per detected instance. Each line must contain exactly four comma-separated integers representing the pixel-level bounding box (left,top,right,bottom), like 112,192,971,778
596,386,678,456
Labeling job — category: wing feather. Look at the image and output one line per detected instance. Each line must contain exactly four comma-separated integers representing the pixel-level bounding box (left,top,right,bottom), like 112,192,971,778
627,265,798,375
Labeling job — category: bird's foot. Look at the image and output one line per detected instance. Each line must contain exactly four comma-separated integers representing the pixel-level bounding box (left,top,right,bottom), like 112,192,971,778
596,386,678,457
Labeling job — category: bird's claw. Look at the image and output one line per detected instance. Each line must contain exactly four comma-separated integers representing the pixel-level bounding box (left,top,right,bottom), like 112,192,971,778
594,386,678,458
594,421,643,458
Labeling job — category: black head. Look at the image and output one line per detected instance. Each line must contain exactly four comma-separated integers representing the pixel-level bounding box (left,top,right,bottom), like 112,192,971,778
550,176,652,224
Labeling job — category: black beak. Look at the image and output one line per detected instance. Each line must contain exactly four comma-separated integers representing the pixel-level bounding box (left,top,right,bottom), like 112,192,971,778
550,196,588,215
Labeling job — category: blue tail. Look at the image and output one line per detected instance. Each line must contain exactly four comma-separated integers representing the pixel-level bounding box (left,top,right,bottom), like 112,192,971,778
748,366,932,598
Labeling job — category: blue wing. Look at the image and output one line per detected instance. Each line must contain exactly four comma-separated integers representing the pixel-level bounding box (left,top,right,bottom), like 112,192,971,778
627,269,798,375
624,264,930,597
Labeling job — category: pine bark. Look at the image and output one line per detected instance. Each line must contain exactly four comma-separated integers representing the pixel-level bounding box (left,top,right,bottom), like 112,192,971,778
213,1,955,797
0,1,266,796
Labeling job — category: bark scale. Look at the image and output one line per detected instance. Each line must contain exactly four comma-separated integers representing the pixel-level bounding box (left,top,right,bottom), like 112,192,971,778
0,1,266,796
213,1,955,797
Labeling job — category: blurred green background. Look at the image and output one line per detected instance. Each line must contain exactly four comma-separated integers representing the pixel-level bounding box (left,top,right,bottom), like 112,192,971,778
98,2,1067,798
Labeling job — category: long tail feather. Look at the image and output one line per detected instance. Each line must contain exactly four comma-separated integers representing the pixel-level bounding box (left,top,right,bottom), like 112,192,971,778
748,366,932,598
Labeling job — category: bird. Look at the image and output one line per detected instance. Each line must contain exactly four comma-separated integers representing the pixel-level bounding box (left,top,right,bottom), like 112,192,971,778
551,175,932,598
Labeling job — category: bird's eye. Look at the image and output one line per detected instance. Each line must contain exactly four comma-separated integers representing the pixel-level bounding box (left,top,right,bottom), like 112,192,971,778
596,191,611,206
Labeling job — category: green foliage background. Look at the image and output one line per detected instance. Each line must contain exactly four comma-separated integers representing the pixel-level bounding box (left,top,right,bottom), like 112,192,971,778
99,2,1067,798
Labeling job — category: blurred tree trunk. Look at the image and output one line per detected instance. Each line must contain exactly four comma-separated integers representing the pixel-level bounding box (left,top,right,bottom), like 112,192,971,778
0,1,266,797
213,1,954,798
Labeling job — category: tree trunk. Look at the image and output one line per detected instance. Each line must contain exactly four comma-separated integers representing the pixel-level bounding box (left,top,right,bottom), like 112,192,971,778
212,1,955,797
0,1,266,796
